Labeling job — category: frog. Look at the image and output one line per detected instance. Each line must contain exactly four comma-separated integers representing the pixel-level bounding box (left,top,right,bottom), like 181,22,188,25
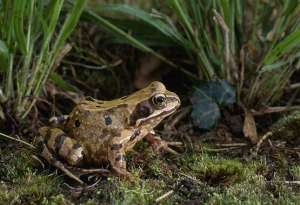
37,81,181,184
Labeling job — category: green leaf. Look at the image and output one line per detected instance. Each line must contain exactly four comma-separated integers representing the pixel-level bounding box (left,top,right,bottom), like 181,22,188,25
263,28,300,65
50,72,79,92
198,80,236,105
82,9,177,68
52,0,87,56
0,40,9,71
93,4,185,46
12,0,27,55
260,61,288,73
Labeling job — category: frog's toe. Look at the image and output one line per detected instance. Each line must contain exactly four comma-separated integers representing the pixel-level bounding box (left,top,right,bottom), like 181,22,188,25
166,141,183,146
145,135,182,155
117,170,134,181
155,141,180,155
69,167,110,176
161,145,179,155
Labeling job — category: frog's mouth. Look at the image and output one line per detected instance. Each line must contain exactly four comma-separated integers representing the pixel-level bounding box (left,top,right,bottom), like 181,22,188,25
129,94,180,127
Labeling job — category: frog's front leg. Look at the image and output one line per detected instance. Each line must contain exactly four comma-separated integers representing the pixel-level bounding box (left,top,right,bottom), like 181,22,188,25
108,142,128,177
144,133,182,155
108,130,134,178
38,127,85,183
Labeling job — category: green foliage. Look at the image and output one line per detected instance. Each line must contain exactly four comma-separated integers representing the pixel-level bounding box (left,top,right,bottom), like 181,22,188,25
0,0,86,119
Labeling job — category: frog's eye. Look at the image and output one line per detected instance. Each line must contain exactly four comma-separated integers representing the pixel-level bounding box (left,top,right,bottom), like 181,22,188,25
152,94,166,108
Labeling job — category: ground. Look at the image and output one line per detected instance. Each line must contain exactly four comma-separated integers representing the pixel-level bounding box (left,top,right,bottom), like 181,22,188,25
1,127,300,204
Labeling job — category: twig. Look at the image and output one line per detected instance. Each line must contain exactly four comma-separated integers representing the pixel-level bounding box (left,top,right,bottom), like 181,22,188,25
284,181,300,185
166,106,192,129
251,106,300,116
0,133,36,149
63,59,123,70
267,180,300,185
155,190,174,203
253,131,272,155
213,9,238,83
31,154,45,168
216,143,248,147
178,172,203,185
203,147,243,152
289,83,300,90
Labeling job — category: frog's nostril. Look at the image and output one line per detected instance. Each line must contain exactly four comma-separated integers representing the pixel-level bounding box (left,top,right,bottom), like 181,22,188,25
75,119,80,127
104,116,112,125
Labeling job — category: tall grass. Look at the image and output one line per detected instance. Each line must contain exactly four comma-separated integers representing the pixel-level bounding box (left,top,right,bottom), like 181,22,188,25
0,0,86,120
86,0,300,108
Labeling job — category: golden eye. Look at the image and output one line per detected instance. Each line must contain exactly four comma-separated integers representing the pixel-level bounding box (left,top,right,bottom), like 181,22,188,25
152,94,166,107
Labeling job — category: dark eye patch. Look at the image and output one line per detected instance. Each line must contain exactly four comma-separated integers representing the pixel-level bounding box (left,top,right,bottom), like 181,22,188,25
129,100,154,126
139,106,150,118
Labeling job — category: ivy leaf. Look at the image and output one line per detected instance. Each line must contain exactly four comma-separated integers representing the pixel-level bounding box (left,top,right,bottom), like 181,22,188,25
191,88,221,129
199,80,236,105
191,80,236,129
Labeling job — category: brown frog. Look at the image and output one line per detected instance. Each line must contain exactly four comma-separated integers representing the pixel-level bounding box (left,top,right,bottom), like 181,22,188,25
38,81,181,184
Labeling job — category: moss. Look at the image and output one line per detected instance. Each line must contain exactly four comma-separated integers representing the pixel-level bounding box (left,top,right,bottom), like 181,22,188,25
206,164,300,205
177,152,245,186
0,144,299,204
290,166,300,181
0,148,63,205
41,194,73,205
270,111,300,142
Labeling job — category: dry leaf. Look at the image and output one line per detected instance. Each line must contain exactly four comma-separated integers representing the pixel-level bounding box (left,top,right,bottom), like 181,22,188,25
243,109,258,144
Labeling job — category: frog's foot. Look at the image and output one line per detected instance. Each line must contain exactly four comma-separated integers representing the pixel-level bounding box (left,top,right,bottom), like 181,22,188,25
64,178,101,192
145,134,182,155
49,115,69,127
113,167,134,181
40,143,85,185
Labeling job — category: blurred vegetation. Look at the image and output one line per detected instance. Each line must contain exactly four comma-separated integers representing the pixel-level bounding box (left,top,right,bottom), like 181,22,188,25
0,0,300,204
0,0,86,120
86,0,300,108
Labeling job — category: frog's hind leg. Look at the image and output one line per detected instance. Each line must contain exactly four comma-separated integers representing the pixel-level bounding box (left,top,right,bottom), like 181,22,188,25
39,127,84,166
38,127,85,184
40,142,85,184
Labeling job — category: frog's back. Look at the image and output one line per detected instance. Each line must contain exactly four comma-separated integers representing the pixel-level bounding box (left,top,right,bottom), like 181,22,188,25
64,100,129,163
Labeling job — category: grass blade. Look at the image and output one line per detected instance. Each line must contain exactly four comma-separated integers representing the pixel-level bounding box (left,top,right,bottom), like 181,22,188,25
263,28,300,65
92,4,186,46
